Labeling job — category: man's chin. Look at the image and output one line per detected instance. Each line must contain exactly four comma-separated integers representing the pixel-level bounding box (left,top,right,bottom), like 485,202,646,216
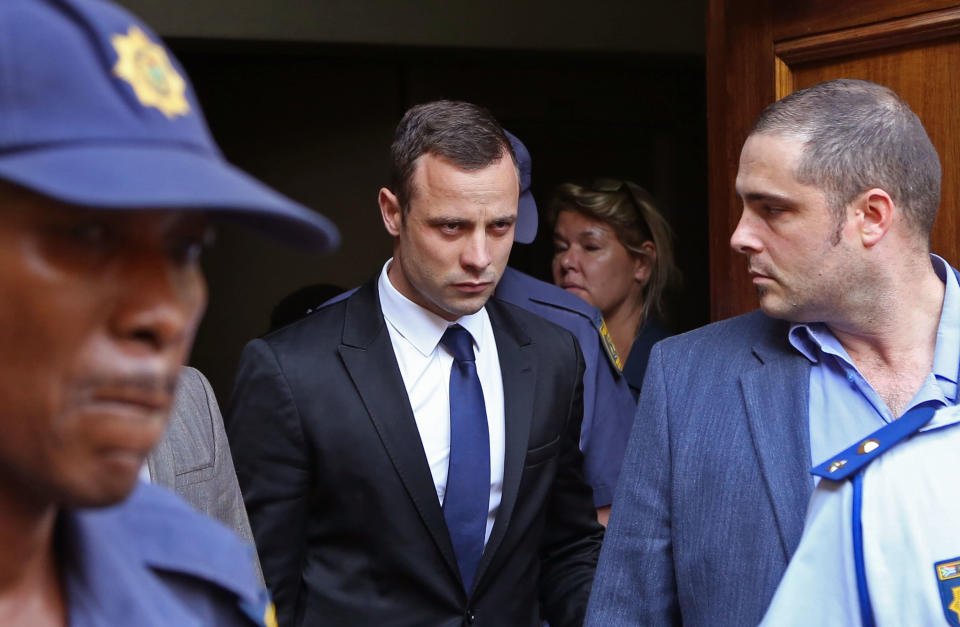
758,294,810,323
438,292,493,319
757,291,790,320
59,466,143,509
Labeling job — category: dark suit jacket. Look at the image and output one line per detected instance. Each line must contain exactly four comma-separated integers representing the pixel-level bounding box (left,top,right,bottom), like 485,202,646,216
586,310,814,627
228,280,603,627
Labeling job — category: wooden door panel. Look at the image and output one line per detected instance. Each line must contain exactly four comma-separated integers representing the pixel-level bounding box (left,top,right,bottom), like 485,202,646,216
708,0,960,319
775,1,960,41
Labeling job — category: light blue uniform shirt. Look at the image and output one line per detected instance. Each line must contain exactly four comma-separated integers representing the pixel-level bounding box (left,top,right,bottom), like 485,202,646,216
761,404,960,626
789,254,960,471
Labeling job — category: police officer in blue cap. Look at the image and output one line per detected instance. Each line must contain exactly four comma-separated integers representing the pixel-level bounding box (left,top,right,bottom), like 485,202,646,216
0,0,338,624
494,131,637,524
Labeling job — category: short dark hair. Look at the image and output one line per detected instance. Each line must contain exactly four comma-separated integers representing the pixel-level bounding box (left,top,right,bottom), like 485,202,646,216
389,100,515,211
751,79,941,241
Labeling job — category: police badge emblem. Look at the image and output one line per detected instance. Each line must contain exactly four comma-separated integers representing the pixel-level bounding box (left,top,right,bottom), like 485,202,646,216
935,557,960,626
111,26,190,119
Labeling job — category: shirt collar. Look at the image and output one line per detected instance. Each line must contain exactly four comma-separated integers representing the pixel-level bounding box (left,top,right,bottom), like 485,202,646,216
924,402,960,431
930,254,959,386
787,254,959,386
788,323,830,364
378,259,488,356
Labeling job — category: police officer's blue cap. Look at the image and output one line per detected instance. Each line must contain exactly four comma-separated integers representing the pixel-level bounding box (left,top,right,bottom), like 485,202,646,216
0,0,339,251
504,130,537,244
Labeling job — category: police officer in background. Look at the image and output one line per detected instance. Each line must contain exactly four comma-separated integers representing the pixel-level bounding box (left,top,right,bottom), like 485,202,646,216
0,0,337,624
494,131,637,524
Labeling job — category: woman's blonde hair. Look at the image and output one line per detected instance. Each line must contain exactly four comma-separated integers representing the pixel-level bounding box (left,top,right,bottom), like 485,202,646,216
549,179,680,324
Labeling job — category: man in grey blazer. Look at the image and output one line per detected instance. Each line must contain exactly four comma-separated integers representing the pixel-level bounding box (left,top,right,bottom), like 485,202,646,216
148,367,263,582
587,79,959,625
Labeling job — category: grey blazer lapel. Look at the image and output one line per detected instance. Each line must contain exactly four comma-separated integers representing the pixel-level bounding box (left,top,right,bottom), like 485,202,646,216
147,366,197,488
146,424,176,487
741,337,813,560
336,282,461,583
472,300,535,589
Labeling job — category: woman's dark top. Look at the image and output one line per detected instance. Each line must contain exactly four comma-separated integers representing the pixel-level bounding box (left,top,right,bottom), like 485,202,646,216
622,318,672,401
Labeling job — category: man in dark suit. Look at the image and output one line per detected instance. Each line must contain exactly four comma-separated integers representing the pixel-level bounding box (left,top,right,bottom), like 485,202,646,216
586,79,958,625
228,100,603,626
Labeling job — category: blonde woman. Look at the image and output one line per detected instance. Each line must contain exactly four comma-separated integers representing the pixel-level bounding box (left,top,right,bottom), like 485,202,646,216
551,179,680,398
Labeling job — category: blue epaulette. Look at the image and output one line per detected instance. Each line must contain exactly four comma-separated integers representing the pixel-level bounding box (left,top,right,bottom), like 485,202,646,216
812,405,938,481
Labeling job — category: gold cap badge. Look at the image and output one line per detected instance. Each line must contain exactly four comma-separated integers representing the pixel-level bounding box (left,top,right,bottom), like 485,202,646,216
112,26,190,119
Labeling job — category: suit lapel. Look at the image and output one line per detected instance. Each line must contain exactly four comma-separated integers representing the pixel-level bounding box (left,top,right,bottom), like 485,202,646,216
336,281,460,582
740,335,813,560
146,428,176,489
472,300,535,590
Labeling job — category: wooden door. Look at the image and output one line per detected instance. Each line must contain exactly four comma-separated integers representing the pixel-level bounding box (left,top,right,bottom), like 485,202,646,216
707,0,960,320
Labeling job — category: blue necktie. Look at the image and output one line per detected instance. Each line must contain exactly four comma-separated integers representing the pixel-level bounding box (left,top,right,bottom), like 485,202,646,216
440,324,490,592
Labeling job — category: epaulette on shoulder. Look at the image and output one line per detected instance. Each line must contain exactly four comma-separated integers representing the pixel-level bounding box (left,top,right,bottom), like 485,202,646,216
595,317,623,371
812,405,937,481
239,593,278,627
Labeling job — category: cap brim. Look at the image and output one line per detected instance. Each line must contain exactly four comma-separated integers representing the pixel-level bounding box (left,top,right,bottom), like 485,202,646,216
514,190,538,244
0,144,339,251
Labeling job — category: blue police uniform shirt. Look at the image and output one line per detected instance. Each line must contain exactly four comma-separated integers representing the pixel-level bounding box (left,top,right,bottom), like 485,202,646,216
760,403,960,626
789,254,960,472
494,267,637,508
63,481,273,626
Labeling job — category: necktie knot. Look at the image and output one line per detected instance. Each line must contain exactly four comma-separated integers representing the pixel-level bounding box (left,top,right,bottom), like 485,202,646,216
441,325,476,363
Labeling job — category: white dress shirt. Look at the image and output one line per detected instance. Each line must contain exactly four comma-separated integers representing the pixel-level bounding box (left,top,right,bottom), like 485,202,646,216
378,260,506,544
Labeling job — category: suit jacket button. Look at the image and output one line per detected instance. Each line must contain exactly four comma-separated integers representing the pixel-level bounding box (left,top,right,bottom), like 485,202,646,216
464,609,476,624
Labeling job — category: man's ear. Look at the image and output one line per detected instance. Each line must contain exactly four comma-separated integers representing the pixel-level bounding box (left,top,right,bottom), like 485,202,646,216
379,188,403,237
855,187,894,247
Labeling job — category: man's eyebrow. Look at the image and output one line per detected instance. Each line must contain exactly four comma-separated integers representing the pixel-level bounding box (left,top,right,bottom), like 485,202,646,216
425,216,471,226
737,190,795,206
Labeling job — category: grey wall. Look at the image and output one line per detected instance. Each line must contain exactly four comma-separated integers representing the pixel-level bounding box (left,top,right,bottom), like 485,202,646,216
119,0,704,54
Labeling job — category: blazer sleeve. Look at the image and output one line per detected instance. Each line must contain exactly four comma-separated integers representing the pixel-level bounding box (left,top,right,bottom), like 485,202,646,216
539,337,606,627
227,338,311,627
585,342,679,626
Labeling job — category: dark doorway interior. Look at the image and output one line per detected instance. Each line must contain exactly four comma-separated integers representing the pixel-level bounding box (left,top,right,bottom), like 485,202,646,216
173,41,708,403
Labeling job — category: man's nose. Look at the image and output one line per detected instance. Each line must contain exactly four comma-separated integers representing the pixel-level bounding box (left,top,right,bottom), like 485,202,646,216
730,210,762,255
461,231,493,272
109,246,207,353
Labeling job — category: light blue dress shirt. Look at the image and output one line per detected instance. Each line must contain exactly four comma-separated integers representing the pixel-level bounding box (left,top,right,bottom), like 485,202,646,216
789,254,960,471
